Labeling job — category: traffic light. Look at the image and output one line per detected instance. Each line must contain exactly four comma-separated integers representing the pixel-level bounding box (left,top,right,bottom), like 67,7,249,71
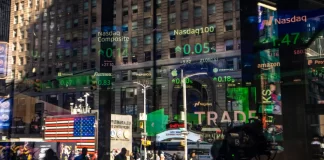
141,140,151,146
180,140,185,146
33,79,41,92
90,75,97,90
139,121,144,129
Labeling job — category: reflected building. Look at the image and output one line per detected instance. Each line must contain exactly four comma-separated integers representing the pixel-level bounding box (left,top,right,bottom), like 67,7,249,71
8,0,101,135
112,0,242,125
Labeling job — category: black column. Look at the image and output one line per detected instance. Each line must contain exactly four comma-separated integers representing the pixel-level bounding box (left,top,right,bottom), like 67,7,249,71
98,0,114,159
240,0,260,112
277,1,308,160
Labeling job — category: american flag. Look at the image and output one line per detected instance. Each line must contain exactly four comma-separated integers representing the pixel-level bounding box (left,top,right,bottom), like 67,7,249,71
44,116,96,153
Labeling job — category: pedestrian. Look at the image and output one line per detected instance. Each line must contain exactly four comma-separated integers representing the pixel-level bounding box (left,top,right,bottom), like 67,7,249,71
115,148,127,160
190,152,197,160
160,152,165,160
74,148,90,160
172,153,177,160
44,149,59,160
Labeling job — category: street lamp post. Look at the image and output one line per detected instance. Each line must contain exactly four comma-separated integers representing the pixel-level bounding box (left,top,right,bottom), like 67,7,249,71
134,82,150,160
181,70,207,160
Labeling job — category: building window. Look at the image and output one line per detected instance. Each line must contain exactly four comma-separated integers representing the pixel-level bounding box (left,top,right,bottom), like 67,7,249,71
66,20,71,29
236,18,240,30
169,31,175,40
144,35,151,45
132,70,137,80
224,20,233,31
73,19,78,27
237,39,241,49
169,0,175,5
208,4,216,15
15,3,19,11
90,61,95,68
157,16,162,26
144,51,151,61
144,1,151,12
132,5,138,13
83,62,87,69
132,55,137,63
156,50,162,60
84,16,88,24
13,30,17,37
73,32,78,42
91,0,96,7
194,7,202,18
92,15,96,23
73,48,78,56
181,11,188,22
20,30,25,39
123,8,128,16
122,24,128,32
12,56,16,64
156,32,162,44
91,43,96,53
122,71,128,81
224,1,233,12
72,63,77,71
83,46,88,55
20,2,24,10
91,29,97,38
84,2,89,10
170,48,176,58
49,52,53,60
236,0,240,10
43,22,47,31
14,16,18,24
225,40,234,51
18,57,23,65
226,59,234,69
144,18,151,28
132,22,138,30
48,67,52,74
169,13,176,24
65,64,70,72
65,49,70,57
131,38,138,47
156,0,161,8
209,24,216,34
122,41,128,48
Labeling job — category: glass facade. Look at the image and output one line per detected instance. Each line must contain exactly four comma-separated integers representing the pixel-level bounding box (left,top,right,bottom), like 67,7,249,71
1,0,324,159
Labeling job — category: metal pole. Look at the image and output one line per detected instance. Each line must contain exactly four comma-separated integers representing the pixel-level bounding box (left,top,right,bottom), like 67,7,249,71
181,70,188,160
144,86,147,160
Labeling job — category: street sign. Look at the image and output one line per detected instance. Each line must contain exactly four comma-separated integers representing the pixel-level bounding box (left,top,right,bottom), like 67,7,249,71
139,113,147,120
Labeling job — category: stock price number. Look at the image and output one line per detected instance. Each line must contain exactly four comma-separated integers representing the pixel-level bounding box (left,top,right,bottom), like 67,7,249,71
272,32,300,47
213,76,234,83
97,80,111,86
176,43,216,55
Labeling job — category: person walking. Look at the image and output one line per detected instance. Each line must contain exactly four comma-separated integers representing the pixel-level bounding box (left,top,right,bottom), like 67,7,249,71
189,152,197,160
74,148,90,160
44,149,59,160
114,148,127,160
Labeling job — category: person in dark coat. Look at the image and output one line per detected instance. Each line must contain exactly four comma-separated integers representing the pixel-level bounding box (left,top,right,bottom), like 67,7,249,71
44,149,59,160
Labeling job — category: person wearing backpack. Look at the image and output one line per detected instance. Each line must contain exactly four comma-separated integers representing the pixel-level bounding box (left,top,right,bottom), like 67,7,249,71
74,148,90,160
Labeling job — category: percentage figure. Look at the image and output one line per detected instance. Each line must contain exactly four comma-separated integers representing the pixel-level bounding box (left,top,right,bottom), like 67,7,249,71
185,78,193,84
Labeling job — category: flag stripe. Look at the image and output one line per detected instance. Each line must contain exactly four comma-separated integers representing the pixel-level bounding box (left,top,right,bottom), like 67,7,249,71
45,124,74,127
45,121,74,124
46,126,74,129
45,129,74,132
